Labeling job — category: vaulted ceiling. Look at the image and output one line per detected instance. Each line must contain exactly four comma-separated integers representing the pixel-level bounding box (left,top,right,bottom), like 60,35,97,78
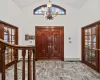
12,0,88,9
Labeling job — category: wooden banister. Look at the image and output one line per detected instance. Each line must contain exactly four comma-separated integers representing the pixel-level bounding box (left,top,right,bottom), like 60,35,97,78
0,39,35,49
0,39,36,80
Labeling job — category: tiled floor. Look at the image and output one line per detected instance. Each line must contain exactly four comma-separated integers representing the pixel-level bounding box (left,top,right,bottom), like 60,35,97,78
1,61,100,80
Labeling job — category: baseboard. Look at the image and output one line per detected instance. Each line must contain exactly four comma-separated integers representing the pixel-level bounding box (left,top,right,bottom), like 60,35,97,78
64,58,81,62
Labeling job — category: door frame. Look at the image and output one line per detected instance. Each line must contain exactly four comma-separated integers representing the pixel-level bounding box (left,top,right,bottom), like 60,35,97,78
35,26,64,61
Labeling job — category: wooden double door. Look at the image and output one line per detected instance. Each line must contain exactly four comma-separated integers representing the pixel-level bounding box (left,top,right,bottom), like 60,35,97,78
82,21,100,72
36,26,64,60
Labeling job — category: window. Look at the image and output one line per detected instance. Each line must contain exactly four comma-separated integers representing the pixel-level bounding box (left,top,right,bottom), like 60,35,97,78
34,4,66,15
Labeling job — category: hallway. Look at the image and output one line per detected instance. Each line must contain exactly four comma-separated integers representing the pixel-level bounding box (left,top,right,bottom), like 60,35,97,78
2,61,100,80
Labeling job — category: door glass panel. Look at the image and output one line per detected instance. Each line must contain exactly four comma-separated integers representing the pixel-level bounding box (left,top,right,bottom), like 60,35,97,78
92,27,96,34
9,35,12,42
85,41,88,47
91,50,96,66
12,29,15,35
85,29,91,35
83,24,99,71
91,43,96,49
85,49,91,63
91,35,96,43
12,36,15,41
84,26,97,66
85,28,92,63
8,28,11,35
4,25,17,66
88,29,91,35
4,35,8,40
85,29,88,35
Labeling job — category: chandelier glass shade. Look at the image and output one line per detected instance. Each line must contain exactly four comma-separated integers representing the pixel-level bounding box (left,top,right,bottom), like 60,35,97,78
41,0,59,20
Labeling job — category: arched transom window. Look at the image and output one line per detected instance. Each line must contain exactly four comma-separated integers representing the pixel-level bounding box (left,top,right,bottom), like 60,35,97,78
34,4,66,15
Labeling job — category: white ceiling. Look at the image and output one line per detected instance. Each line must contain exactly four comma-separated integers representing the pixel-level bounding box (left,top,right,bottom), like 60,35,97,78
12,0,88,9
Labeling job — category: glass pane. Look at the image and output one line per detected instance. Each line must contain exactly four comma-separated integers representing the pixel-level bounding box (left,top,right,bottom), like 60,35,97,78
4,27,8,35
91,43,96,49
51,7,56,12
92,27,96,34
85,41,88,47
91,35,96,43
85,42,91,49
85,49,91,63
9,35,12,41
34,6,66,15
85,29,91,35
12,36,15,41
8,28,11,35
88,42,91,49
4,35,8,40
4,27,7,32
88,29,91,35
91,50,96,66
35,11,39,14
12,29,15,35
85,29,88,35
85,36,91,42
8,48,12,55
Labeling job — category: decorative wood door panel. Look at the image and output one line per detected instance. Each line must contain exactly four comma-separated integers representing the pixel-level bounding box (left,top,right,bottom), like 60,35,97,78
36,26,64,60
37,29,50,59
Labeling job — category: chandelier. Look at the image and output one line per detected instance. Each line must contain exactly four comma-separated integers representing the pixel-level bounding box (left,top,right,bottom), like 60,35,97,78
41,0,59,20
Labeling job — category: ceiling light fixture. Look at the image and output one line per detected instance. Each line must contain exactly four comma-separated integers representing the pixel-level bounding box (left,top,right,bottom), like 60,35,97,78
41,0,59,20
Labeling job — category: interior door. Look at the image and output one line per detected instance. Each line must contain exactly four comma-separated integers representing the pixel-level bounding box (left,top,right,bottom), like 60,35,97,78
36,26,64,60
49,28,62,59
36,28,50,59
82,24,99,71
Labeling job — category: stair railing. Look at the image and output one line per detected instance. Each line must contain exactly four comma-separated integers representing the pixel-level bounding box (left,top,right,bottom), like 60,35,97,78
0,39,36,80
